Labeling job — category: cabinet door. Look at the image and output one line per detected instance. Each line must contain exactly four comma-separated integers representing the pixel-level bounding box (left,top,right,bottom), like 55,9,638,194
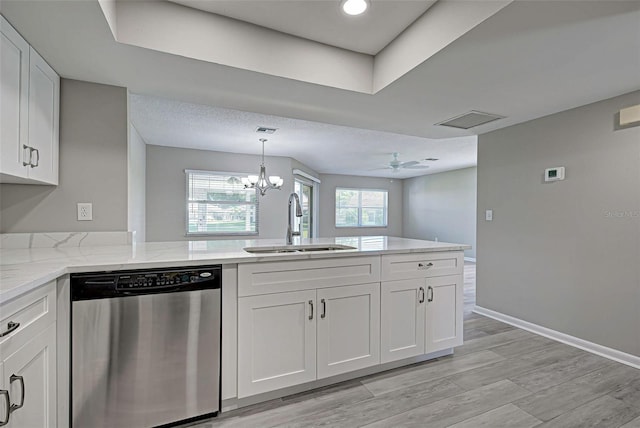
0,16,29,179
26,47,59,184
238,290,316,398
317,283,380,379
3,323,56,428
425,275,463,353
380,279,426,363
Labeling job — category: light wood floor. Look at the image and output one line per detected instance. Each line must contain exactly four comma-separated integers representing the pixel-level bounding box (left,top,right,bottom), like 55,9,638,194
186,263,640,428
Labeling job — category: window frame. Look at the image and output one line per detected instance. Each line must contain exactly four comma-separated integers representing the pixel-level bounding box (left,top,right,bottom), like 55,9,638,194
335,187,388,228
185,169,259,236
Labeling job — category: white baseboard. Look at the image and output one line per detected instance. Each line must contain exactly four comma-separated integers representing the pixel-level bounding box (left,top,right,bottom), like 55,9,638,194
464,257,476,263
473,305,640,370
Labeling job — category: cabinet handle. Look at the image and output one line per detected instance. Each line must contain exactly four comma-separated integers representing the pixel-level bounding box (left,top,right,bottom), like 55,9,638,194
308,300,313,320
321,299,326,319
418,262,434,269
0,322,20,338
22,145,32,167
9,375,24,413
0,390,9,427
30,148,39,168
427,286,434,302
419,287,425,304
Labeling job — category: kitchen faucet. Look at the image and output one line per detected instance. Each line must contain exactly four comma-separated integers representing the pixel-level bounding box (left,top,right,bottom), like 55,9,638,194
287,193,303,245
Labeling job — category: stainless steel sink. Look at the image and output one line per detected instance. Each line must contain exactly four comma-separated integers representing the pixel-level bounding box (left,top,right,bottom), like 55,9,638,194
244,244,356,254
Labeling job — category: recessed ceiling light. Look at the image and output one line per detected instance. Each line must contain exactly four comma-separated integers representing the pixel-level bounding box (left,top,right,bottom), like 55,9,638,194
341,0,369,16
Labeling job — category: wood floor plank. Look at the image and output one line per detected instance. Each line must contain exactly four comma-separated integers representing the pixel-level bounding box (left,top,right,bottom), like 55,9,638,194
620,415,640,428
361,380,531,428
454,328,537,356
446,403,541,428
515,363,640,421
361,350,505,396
448,343,582,391
535,395,640,428
610,376,640,411
489,335,560,359
208,382,374,428
509,351,612,393
277,378,463,428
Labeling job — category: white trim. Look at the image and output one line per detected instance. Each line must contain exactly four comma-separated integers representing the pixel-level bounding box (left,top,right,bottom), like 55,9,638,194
464,257,476,263
292,169,321,183
473,306,640,370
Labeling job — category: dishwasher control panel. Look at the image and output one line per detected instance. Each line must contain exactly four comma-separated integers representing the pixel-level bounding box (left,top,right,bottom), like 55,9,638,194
117,271,209,290
71,266,221,300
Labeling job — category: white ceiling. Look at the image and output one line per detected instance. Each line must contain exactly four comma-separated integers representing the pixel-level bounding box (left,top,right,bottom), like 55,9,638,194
0,0,638,178
168,0,436,55
129,93,477,178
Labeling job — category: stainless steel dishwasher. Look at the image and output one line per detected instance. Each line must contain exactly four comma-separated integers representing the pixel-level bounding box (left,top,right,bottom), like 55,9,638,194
70,265,221,428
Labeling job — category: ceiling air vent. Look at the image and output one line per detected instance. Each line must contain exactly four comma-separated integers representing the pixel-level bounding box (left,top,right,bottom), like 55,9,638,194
256,126,277,134
436,111,505,130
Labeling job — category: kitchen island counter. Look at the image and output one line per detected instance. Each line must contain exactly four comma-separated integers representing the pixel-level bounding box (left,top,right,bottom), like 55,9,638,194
0,236,469,303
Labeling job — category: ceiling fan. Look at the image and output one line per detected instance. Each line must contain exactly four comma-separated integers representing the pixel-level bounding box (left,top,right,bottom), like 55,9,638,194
374,152,430,173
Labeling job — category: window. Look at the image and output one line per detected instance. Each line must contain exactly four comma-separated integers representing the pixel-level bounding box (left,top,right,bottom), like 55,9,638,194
335,188,388,228
294,178,314,238
186,170,258,235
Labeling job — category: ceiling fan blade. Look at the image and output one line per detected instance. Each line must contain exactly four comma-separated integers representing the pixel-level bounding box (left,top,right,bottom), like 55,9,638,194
404,165,429,169
401,161,419,168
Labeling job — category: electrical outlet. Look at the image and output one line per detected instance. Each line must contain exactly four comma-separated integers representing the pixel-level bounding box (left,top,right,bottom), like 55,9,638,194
77,203,93,221
485,210,493,221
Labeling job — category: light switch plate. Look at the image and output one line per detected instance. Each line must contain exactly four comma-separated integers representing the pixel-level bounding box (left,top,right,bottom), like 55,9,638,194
485,210,493,221
77,203,93,221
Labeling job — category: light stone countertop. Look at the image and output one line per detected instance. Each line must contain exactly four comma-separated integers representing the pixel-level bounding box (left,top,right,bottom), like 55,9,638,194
0,236,470,304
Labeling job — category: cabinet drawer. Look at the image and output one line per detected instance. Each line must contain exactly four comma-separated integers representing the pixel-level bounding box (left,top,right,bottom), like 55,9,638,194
381,252,463,281
0,280,56,356
238,256,380,297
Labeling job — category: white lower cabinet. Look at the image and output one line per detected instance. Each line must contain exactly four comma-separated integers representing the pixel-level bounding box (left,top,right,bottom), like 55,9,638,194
381,274,463,363
238,290,317,398
317,283,380,379
238,283,380,398
425,275,464,353
2,323,56,428
0,281,57,427
380,279,426,363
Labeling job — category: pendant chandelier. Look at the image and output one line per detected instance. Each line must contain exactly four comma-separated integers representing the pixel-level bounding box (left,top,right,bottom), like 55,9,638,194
241,138,283,196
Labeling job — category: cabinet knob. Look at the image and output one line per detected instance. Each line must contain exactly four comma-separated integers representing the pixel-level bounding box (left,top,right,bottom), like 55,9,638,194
22,145,32,167
0,322,20,338
308,300,314,320
418,262,434,269
427,286,434,302
321,299,326,319
9,375,24,414
0,390,9,427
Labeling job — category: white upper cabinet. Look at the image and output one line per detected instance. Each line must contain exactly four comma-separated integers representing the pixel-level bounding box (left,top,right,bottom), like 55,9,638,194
25,47,59,184
0,15,59,185
0,15,30,179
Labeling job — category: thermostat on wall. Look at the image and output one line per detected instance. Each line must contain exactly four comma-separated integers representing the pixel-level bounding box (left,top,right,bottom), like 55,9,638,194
544,167,565,182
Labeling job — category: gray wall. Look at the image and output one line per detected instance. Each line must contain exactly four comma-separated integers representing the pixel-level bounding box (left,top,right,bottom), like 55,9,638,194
128,123,146,242
318,174,403,238
146,145,317,242
0,79,128,232
477,91,640,357
403,167,477,258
